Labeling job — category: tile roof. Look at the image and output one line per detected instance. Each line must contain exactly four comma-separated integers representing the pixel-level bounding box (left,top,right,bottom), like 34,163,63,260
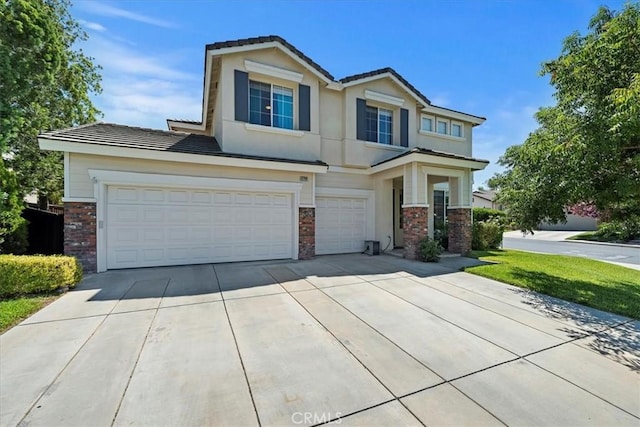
371,147,490,167
340,67,432,106
206,35,335,81
40,123,328,166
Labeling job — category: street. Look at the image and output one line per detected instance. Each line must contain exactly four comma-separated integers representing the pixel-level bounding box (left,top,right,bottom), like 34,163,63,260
502,234,640,267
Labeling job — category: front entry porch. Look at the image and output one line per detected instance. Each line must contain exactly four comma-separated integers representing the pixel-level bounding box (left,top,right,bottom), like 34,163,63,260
378,160,476,260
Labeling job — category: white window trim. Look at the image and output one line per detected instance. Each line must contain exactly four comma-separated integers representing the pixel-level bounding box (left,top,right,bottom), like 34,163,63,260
364,89,405,107
436,118,450,135
244,59,303,83
249,80,296,130
418,129,465,142
245,123,304,137
89,169,303,273
451,121,464,138
366,105,395,145
364,141,406,152
420,114,435,133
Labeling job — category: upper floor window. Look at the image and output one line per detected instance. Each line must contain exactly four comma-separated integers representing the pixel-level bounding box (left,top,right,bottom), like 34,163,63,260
249,80,294,129
436,118,449,135
451,122,463,137
366,106,393,144
421,115,434,132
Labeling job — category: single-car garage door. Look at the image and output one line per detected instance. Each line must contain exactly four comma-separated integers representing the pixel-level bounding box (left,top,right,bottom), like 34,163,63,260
315,196,366,255
106,185,293,269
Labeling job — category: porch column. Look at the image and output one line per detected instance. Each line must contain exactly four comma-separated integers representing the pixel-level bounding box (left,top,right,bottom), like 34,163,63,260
447,208,472,254
402,206,428,260
402,163,429,260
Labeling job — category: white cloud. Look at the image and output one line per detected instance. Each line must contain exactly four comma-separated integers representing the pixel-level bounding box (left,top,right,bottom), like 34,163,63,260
79,19,106,32
78,32,201,130
89,37,197,81
78,2,177,28
96,77,201,130
429,93,450,107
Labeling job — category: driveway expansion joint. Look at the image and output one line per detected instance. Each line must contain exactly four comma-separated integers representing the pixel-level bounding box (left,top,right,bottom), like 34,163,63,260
212,264,262,427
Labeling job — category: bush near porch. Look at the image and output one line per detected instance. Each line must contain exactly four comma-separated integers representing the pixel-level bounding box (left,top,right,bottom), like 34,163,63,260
0,255,82,298
472,208,505,250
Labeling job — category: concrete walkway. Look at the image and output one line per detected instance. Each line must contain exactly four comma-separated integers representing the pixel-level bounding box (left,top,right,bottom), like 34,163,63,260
1,254,638,426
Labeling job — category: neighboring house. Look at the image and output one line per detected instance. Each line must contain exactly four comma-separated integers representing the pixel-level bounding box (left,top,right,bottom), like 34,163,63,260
472,189,501,210
39,36,489,273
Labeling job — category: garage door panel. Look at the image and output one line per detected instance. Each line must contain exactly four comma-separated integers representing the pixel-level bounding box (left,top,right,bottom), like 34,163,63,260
106,186,293,269
143,189,165,202
316,196,368,255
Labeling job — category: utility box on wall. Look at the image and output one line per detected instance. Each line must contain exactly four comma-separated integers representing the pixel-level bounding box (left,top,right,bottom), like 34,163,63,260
364,240,380,256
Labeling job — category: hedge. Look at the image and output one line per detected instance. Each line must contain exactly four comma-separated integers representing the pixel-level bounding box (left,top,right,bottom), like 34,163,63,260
0,255,83,298
473,207,507,223
472,221,504,250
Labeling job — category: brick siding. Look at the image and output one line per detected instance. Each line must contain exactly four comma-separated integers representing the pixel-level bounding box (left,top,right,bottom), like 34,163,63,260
402,206,428,260
298,207,315,260
448,208,472,254
64,202,97,273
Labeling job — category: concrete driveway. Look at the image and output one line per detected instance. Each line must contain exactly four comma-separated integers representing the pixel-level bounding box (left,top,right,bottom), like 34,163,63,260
1,254,638,426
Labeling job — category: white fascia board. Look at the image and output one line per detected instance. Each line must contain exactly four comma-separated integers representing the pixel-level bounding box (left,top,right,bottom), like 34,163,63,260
364,89,405,107
325,82,343,91
244,59,304,83
167,121,205,131
342,73,428,108
209,42,334,85
369,152,488,174
421,105,485,125
39,138,328,174
88,169,304,193
327,166,369,175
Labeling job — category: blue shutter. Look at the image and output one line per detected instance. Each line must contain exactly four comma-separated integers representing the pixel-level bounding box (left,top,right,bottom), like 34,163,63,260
298,84,311,131
400,108,409,147
234,70,249,122
356,98,367,141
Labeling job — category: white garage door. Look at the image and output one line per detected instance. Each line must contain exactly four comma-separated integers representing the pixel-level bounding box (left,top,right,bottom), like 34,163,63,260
316,196,367,255
106,185,293,269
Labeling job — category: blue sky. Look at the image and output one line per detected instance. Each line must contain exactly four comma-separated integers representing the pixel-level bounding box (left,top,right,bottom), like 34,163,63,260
70,0,628,188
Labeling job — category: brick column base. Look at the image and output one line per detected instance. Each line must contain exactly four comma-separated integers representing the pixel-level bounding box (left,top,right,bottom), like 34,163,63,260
64,202,97,273
298,207,315,260
402,206,428,260
448,208,472,254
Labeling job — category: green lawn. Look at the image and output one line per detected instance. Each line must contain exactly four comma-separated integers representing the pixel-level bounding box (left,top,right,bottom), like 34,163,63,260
0,295,59,333
466,249,640,320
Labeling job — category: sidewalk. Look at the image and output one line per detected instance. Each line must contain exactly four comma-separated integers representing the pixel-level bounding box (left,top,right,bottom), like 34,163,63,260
504,230,640,249
503,230,583,241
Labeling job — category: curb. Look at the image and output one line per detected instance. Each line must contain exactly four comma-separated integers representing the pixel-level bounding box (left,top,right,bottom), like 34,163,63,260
564,239,640,249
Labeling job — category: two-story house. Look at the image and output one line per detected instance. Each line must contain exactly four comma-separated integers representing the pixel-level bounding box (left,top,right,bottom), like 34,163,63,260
39,36,488,273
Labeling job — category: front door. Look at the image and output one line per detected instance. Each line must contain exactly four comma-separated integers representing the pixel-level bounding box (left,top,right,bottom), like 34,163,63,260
393,189,404,247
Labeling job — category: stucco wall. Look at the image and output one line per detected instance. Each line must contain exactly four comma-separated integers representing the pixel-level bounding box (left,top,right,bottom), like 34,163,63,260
68,153,315,205
210,48,479,168
216,49,322,161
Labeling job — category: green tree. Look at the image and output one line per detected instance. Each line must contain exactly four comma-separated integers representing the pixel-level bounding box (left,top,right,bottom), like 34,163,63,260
0,0,101,207
0,160,28,254
490,4,640,231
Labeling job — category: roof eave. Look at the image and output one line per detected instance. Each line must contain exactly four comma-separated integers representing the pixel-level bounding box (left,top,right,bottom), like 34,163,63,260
369,151,489,174
38,137,329,174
